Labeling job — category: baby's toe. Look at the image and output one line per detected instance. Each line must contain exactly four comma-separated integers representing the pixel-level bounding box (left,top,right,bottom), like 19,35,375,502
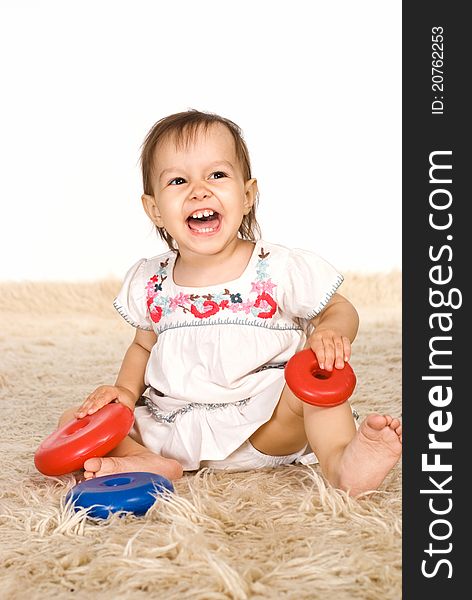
395,423,402,442
366,414,388,430
83,457,102,473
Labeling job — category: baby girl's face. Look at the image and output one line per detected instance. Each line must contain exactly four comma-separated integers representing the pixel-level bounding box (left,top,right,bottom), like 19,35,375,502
142,123,257,255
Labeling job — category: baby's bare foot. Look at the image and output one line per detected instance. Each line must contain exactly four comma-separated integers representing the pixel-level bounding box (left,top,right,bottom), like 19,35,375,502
336,413,402,496
83,452,183,481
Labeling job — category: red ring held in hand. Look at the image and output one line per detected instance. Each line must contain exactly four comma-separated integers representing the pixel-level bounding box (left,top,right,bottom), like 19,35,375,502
284,349,356,407
34,403,135,476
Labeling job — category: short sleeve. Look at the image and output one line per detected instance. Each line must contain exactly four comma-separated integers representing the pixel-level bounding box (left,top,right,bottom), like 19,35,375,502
277,248,344,319
113,258,153,330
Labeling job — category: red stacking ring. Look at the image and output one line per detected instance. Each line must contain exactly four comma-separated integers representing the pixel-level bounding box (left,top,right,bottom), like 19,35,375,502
284,349,356,407
34,403,135,476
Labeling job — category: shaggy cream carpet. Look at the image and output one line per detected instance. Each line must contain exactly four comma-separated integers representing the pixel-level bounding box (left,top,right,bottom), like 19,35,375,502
0,272,401,599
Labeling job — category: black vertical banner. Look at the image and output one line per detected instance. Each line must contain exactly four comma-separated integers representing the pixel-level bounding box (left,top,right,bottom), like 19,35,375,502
403,2,468,597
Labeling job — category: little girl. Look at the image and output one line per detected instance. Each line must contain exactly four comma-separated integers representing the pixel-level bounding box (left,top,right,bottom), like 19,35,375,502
58,110,402,496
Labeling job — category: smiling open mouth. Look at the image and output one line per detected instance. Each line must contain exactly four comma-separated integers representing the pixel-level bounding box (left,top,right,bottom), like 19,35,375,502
186,210,221,234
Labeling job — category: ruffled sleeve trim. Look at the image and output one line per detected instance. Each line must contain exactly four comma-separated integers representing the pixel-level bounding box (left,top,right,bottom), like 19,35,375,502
306,273,344,319
113,298,154,331
113,257,154,330
276,246,344,320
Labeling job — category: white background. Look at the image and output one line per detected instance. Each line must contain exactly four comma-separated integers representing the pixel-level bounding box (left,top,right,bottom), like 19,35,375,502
0,1,401,281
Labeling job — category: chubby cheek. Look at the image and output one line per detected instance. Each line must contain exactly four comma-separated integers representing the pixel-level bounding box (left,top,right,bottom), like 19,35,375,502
154,198,181,227
219,190,248,216
163,213,184,234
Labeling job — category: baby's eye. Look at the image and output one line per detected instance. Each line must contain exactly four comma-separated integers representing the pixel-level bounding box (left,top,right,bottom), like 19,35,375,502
209,171,227,180
169,177,186,186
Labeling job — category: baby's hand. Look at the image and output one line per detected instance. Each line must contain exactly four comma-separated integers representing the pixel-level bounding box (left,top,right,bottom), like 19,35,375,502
308,328,351,372
75,385,136,419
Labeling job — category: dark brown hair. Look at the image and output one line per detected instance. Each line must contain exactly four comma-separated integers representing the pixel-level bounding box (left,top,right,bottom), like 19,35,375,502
140,109,261,251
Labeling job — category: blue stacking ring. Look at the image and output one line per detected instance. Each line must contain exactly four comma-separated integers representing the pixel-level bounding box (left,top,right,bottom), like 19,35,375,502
66,471,174,519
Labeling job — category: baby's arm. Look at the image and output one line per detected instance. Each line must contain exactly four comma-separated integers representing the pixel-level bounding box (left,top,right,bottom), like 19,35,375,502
75,328,157,418
308,293,359,371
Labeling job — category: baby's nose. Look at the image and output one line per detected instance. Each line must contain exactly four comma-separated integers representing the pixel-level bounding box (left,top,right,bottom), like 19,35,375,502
189,182,212,200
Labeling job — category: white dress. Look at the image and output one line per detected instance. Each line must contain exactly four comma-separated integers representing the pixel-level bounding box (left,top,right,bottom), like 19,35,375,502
113,239,343,471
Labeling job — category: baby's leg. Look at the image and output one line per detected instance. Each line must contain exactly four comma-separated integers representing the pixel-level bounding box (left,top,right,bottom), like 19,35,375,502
249,376,401,495
56,405,183,480
249,383,308,456
304,404,402,496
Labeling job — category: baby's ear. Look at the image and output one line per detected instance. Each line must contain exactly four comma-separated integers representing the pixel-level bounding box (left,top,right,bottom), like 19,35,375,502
243,178,258,213
142,194,164,227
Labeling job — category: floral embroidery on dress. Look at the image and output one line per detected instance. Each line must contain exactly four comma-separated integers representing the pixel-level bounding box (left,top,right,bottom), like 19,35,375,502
145,249,278,324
